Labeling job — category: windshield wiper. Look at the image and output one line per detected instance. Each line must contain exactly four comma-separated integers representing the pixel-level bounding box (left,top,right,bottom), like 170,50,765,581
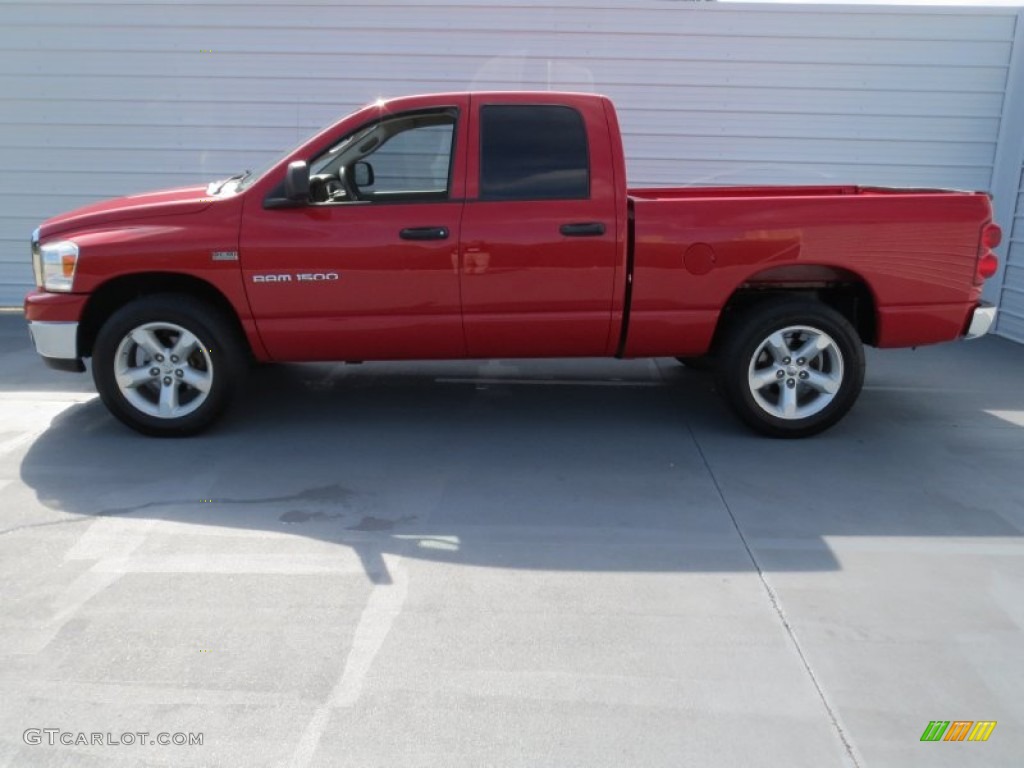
211,170,251,194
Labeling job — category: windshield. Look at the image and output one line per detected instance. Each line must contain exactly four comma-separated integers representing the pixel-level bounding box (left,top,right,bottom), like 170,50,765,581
230,123,334,193
233,159,274,193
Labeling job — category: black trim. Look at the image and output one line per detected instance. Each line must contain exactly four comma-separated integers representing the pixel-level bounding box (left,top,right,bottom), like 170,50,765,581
560,222,606,237
615,201,636,359
42,356,85,373
399,226,449,241
269,197,465,210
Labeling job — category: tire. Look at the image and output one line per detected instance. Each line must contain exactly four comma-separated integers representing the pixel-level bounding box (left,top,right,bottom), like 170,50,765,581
715,299,865,438
92,294,246,436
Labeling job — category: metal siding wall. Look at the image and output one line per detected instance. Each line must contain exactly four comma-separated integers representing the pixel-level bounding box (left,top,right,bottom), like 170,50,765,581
992,11,1024,341
0,0,1018,308
997,174,1024,342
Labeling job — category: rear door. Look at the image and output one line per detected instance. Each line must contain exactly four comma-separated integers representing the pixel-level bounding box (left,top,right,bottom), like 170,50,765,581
458,95,620,357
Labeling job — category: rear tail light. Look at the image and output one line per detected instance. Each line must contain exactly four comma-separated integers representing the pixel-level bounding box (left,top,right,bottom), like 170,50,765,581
976,223,1002,283
983,223,1002,249
978,252,999,280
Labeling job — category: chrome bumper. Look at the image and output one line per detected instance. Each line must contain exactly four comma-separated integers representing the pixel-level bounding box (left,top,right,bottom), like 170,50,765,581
965,302,997,340
27,320,79,359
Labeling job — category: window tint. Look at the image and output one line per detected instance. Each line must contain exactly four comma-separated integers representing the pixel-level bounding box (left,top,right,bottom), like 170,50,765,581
479,105,589,200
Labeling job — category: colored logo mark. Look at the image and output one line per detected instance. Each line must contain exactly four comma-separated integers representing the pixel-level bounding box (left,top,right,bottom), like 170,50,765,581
920,720,996,742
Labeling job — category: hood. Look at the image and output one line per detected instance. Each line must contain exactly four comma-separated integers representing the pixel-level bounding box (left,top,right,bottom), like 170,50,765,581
39,185,216,239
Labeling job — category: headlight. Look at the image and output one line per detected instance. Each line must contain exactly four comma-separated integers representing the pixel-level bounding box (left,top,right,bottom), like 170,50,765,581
31,228,42,287
38,240,79,292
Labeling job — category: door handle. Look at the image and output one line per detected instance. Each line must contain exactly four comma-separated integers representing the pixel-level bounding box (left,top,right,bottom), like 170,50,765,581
560,222,606,237
400,226,449,241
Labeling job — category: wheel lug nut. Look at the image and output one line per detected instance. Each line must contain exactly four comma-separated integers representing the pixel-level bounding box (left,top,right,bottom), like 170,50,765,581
163,376,172,385
799,371,809,379
776,369,785,379
155,354,164,362
149,367,160,376
170,355,179,363
175,369,184,378
787,379,796,388
783,357,791,364
797,358,806,366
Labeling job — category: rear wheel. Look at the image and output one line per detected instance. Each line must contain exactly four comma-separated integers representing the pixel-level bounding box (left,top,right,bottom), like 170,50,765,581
715,300,864,438
92,295,246,436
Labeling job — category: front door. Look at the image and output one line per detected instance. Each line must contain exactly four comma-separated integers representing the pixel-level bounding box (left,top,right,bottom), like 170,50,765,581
240,101,468,361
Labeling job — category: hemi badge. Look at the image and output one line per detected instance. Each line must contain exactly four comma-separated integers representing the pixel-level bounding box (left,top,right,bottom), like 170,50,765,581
211,251,238,261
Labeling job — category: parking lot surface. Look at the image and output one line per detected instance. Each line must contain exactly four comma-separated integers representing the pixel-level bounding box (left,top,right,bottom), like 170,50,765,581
1,313,1022,767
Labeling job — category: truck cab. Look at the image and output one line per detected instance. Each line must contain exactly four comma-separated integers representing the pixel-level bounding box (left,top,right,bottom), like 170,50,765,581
240,92,627,361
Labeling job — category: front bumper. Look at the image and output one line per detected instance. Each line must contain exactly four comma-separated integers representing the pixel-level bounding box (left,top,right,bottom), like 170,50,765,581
24,289,87,372
27,321,85,372
965,301,997,340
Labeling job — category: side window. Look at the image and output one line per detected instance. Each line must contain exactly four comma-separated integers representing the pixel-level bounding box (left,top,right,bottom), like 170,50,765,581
362,120,454,197
479,105,589,201
308,111,456,203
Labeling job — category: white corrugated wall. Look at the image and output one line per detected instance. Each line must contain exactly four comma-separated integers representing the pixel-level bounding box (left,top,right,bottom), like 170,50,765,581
0,0,1021,330
997,166,1024,341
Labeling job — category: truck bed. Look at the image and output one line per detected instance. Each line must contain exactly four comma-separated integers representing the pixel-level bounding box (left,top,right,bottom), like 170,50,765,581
627,185,985,201
623,185,994,358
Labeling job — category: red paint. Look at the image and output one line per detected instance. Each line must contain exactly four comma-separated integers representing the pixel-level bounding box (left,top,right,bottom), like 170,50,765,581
626,187,992,353
24,92,999,364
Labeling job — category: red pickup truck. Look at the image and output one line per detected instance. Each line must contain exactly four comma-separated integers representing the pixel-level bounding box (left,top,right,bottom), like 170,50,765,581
24,91,1002,438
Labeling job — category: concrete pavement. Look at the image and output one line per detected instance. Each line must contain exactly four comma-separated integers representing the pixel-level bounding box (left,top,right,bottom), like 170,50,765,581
0,313,1022,767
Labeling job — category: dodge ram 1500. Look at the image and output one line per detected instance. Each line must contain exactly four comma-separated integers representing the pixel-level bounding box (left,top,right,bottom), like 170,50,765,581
24,91,1002,437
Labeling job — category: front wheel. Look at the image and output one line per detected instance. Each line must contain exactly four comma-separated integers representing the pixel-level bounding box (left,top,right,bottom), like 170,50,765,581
715,300,865,438
92,295,246,436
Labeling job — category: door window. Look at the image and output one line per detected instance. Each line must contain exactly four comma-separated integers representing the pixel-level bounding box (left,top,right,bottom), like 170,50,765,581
363,122,453,196
479,105,590,201
310,111,457,203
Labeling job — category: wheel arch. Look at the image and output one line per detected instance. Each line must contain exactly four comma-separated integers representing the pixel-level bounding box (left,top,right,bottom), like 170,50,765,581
710,264,879,355
78,272,251,359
